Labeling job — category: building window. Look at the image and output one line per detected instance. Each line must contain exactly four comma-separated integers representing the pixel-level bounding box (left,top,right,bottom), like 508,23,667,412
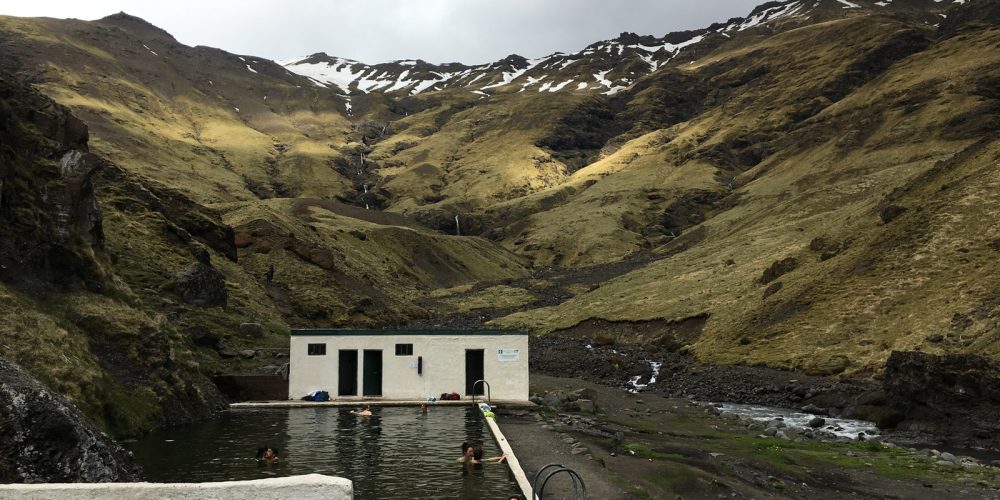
307,343,326,356
395,343,413,356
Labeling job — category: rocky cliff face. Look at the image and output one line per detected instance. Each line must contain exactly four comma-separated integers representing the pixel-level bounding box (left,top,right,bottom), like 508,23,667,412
882,351,1000,446
0,356,140,483
0,69,228,439
0,76,107,289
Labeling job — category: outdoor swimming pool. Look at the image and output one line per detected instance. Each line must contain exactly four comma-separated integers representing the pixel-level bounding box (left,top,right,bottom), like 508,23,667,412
126,406,521,499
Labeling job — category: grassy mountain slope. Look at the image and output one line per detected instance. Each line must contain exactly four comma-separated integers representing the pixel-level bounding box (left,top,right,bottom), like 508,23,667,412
495,15,1000,375
0,0,997,437
0,13,354,203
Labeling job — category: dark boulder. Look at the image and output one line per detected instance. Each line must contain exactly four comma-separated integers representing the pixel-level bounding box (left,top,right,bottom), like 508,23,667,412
189,329,222,350
759,257,798,284
173,261,228,307
879,204,907,224
762,281,783,299
882,351,1000,446
0,357,140,483
238,322,265,338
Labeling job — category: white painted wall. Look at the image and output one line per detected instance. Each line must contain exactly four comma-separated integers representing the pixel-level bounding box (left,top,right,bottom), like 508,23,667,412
0,474,352,500
288,332,529,401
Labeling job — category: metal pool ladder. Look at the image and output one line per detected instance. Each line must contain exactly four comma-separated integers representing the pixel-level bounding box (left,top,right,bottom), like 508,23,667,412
533,463,586,499
471,379,492,406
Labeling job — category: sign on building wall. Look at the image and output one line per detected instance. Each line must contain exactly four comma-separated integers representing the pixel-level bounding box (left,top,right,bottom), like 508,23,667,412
497,349,520,362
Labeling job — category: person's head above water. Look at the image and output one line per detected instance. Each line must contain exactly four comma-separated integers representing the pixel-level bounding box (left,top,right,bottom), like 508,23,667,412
256,446,279,460
461,442,474,459
473,447,484,461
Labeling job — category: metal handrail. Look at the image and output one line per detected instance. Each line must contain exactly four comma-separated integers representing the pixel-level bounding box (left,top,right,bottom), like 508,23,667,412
539,468,586,500
471,379,491,406
532,463,587,499
532,463,565,494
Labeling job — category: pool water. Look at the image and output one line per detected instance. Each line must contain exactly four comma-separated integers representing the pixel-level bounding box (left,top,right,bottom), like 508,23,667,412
126,406,521,499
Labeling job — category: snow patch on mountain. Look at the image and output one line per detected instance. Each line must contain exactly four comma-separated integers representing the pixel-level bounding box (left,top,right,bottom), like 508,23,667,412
481,57,544,90
278,0,881,97
728,1,806,31
279,57,366,93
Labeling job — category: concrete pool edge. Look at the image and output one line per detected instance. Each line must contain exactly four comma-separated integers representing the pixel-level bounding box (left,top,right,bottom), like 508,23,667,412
0,473,352,499
230,399,536,408
483,410,535,499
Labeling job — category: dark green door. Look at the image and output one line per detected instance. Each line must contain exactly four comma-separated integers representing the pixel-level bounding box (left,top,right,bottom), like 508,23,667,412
338,350,358,396
363,350,382,396
465,349,485,395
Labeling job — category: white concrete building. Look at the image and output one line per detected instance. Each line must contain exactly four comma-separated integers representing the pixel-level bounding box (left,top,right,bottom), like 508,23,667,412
288,328,529,401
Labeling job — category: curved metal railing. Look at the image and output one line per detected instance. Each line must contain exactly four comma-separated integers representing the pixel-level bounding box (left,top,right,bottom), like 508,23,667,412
532,463,587,499
471,379,491,406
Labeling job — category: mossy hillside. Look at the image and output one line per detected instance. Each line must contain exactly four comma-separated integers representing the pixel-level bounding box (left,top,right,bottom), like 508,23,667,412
495,23,1000,374
98,184,289,351
368,92,589,215
486,124,721,267
0,283,219,437
0,15,355,205
0,2,997,437
217,198,530,326
429,285,539,314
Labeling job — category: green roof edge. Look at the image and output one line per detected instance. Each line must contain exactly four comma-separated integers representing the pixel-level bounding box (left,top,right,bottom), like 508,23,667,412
290,328,528,336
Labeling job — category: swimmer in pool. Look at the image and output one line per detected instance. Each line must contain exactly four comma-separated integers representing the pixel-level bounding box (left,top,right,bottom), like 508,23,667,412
458,443,506,464
473,446,507,464
457,442,474,463
353,404,372,416
256,446,279,464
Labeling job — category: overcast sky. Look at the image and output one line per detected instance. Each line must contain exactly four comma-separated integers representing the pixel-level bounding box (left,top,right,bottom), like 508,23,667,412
0,0,767,64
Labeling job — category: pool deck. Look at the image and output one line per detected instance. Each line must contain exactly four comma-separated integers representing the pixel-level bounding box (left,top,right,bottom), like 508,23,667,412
230,399,537,409
229,399,537,497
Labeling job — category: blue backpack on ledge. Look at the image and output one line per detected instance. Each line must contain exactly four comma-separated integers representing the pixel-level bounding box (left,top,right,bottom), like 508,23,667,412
302,390,330,402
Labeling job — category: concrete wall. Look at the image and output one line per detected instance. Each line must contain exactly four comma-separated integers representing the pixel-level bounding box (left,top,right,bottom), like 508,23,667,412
0,474,352,499
289,333,529,401
213,375,288,401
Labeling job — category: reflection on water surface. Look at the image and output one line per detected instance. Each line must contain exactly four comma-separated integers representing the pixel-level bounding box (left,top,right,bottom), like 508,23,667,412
127,406,520,499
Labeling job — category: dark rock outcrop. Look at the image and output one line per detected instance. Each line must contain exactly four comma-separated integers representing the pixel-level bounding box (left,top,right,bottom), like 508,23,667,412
0,76,108,289
173,260,228,307
759,257,798,285
881,351,1000,446
0,357,140,483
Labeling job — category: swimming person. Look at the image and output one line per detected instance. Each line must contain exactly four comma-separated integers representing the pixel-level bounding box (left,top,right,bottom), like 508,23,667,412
256,446,279,464
457,442,474,463
473,446,507,464
353,404,372,416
